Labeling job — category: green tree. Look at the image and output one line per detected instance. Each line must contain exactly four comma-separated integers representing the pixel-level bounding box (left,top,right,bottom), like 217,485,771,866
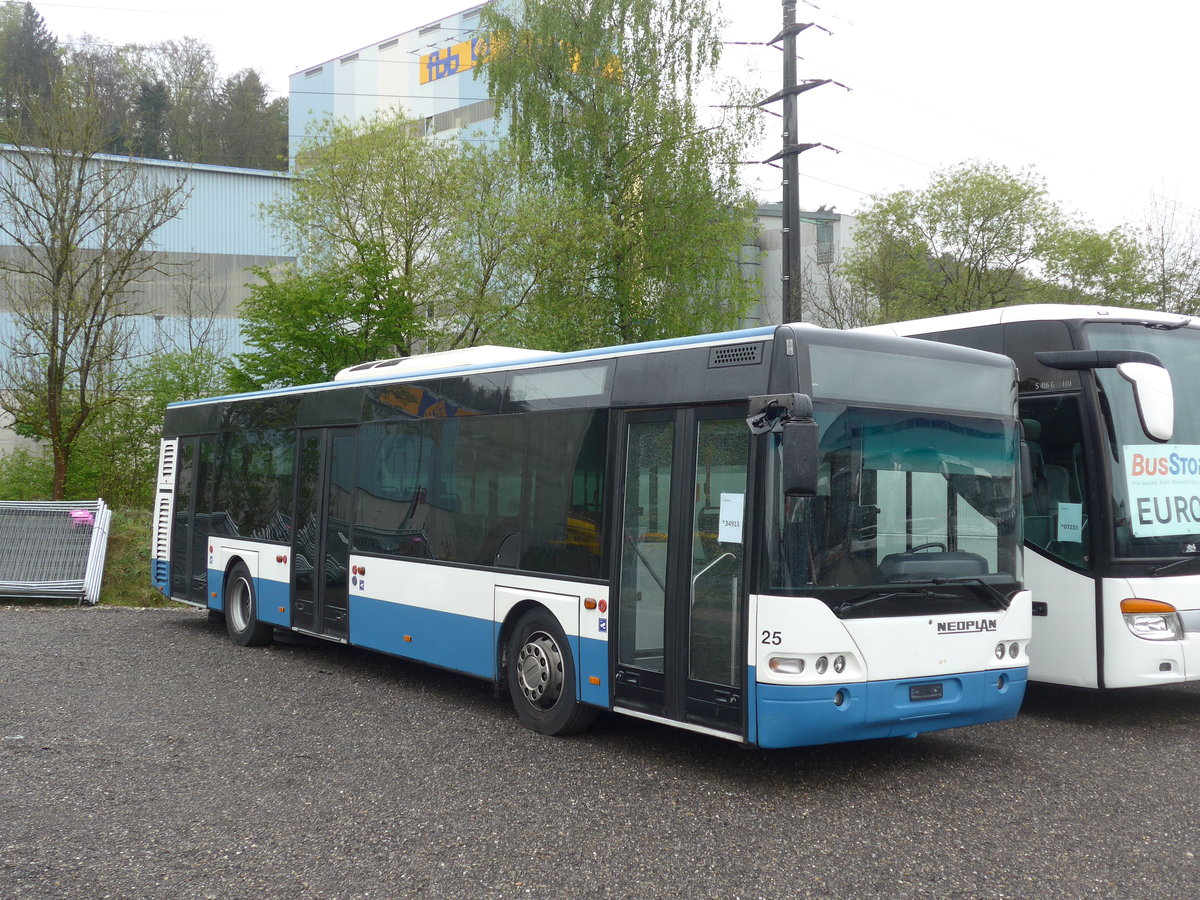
0,2,60,131
230,265,423,390
436,139,603,350
480,0,762,347
1039,224,1151,308
70,348,229,505
151,37,221,163
132,78,170,158
216,69,286,169
62,37,145,154
841,161,1166,324
842,162,1066,322
232,111,466,389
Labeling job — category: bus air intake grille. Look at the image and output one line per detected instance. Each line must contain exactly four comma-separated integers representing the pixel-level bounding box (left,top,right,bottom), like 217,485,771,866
709,343,763,368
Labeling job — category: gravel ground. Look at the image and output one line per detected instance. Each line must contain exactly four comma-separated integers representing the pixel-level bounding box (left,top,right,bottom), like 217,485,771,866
2,605,1199,899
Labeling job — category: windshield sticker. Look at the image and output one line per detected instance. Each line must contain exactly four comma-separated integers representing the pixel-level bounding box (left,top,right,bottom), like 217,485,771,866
1124,444,1200,537
718,493,744,544
1057,503,1083,542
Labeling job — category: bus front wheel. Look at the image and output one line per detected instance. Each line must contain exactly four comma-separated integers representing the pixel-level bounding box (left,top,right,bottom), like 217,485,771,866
224,562,273,647
507,608,596,736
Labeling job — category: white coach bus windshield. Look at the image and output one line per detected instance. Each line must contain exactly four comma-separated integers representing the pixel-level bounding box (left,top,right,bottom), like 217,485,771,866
152,324,1030,748
1086,322,1200,561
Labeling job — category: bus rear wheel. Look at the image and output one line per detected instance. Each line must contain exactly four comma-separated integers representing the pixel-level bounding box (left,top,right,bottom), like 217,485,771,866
224,562,273,647
507,608,596,736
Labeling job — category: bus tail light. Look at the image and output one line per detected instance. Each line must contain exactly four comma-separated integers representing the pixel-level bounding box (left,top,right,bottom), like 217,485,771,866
1120,598,1182,641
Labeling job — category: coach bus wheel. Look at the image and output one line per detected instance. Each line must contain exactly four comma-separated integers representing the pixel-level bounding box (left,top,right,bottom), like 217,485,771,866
507,608,597,736
224,562,273,648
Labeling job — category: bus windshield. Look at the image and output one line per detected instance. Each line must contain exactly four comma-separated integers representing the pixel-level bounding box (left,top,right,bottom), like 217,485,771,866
1086,322,1200,560
765,405,1022,612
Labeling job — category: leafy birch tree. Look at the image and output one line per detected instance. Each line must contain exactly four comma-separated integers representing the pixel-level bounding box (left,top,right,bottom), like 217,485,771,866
480,0,763,347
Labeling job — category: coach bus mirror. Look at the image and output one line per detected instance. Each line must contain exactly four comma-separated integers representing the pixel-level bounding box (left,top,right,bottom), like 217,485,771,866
781,419,819,496
1117,362,1174,442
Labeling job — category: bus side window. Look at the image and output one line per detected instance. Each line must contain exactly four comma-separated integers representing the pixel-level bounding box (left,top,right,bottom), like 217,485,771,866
1020,395,1089,569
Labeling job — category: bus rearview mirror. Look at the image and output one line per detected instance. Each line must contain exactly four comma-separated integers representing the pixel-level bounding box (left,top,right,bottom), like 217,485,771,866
1020,441,1034,498
781,419,819,496
1117,362,1174,443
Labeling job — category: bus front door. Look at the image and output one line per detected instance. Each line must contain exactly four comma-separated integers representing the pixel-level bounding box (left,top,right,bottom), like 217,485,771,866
291,427,356,640
615,409,749,736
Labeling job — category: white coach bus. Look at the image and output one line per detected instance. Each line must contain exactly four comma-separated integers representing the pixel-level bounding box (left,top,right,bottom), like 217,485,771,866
864,304,1199,688
152,323,1030,746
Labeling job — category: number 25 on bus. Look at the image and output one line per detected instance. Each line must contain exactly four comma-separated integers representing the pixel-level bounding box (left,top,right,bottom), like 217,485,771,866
152,324,1031,747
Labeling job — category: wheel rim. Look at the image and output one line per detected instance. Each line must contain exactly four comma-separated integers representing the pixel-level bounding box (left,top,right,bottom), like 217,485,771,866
516,630,565,710
229,576,252,631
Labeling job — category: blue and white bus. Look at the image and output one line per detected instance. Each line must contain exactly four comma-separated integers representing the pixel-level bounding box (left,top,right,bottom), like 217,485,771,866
152,323,1031,746
865,304,1199,688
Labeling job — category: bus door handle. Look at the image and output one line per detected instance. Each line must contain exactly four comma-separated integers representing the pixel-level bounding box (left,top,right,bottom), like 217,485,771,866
691,552,735,608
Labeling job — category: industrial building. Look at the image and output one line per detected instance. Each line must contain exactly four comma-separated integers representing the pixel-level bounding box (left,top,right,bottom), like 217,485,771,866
0,151,294,454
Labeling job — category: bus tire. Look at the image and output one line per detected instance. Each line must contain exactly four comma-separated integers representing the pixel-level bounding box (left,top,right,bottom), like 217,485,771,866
224,562,273,647
507,607,597,736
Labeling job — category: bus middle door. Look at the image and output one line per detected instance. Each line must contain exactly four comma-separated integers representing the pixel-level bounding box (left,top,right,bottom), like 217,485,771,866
292,427,356,640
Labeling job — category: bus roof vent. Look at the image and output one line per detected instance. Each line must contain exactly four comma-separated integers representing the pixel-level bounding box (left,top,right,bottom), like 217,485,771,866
334,346,557,382
709,342,763,368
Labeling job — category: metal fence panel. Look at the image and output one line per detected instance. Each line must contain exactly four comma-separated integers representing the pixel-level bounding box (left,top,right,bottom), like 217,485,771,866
0,500,112,604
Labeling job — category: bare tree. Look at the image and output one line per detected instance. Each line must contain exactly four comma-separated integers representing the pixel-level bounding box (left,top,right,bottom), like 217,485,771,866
801,246,880,329
0,79,190,497
1138,192,1200,315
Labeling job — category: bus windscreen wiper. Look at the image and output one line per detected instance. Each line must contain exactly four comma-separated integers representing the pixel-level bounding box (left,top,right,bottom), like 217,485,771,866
835,589,938,617
1150,554,1200,577
915,576,1011,609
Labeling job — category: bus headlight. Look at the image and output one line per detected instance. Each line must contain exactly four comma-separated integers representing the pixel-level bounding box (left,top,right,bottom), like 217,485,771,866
768,656,805,674
1121,598,1183,641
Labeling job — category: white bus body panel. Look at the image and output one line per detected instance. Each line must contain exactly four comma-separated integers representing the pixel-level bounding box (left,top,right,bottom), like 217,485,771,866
752,591,1031,685
1024,551,1100,687
1102,574,1200,688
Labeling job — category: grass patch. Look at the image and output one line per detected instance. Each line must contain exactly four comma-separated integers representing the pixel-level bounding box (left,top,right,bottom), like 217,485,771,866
102,507,173,607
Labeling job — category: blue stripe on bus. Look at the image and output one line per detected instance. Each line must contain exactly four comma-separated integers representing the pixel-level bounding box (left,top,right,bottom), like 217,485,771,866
577,635,608,707
753,667,1028,749
349,596,609,707
350,595,495,679
207,568,223,611
255,577,290,627
204,568,289,625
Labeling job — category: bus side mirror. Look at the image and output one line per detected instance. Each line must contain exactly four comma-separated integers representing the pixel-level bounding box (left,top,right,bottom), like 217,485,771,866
781,419,819,497
1020,441,1034,498
1118,362,1174,443
1036,349,1174,443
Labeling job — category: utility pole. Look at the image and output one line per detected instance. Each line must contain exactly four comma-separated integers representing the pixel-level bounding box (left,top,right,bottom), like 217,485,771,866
762,1,832,323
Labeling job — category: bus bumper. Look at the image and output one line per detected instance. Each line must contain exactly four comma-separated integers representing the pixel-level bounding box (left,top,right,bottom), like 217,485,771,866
753,666,1027,749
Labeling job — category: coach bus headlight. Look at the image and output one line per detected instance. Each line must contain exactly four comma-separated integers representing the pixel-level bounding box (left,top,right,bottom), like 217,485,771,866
1121,598,1183,641
768,656,805,674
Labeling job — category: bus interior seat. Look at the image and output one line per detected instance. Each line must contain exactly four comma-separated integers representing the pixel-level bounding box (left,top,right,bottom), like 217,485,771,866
1022,418,1070,546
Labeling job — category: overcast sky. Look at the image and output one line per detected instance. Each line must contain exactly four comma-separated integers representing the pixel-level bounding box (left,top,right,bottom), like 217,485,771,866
30,0,1200,231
